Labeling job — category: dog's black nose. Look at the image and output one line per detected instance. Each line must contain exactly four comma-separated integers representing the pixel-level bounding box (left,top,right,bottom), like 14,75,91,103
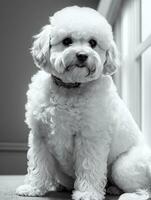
76,53,88,63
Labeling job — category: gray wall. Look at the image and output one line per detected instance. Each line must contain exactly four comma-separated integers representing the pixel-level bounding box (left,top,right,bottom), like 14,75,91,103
0,0,99,174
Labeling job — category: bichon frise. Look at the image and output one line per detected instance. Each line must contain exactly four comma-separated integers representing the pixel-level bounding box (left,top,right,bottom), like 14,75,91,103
16,6,151,200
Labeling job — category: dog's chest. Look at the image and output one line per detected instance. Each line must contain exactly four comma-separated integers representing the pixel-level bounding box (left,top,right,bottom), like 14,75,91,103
48,87,92,134
41,89,88,174
42,85,110,142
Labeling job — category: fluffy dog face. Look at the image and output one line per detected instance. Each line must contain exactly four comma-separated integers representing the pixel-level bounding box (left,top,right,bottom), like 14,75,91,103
31,6,119,83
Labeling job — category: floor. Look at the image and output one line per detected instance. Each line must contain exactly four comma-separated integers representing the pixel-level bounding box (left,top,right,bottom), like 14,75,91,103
0,176,118,200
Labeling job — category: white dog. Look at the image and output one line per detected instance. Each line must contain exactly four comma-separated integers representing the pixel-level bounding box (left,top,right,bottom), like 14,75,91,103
16,6,151,200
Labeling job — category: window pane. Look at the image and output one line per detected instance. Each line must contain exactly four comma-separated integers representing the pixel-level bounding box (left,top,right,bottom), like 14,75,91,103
142,0,151,41
141,0,151,139
141,0,151,138
142,47,151,139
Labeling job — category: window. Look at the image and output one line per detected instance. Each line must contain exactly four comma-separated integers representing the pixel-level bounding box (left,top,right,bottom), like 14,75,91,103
98,0,151,138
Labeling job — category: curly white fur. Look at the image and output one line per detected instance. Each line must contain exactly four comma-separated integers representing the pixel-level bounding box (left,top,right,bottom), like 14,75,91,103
16,6,151,200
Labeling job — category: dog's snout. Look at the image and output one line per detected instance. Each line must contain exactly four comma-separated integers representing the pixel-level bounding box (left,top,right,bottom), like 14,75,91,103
76,53,88,63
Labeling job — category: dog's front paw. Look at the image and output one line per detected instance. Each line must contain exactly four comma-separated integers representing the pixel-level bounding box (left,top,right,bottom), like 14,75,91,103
72,190,103,200
16,184,48,196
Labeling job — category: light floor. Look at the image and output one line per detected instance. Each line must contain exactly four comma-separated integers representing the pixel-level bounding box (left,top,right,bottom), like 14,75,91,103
0,176,118,200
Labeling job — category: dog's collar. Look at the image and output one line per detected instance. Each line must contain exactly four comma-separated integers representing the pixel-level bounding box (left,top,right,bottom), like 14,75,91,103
52,75,81,89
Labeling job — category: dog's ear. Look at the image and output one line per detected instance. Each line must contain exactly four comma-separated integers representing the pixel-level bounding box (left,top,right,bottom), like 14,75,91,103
103,41,120,75
31,25,51,69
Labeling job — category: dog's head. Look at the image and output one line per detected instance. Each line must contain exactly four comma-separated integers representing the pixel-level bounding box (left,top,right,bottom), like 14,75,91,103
31,6,119,83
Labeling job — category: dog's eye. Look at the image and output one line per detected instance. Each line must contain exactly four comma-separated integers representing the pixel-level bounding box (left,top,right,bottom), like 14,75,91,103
89,39,97,48
62,37,73,46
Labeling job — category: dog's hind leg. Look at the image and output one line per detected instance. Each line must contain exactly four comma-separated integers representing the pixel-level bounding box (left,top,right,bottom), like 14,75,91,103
16,131,57,196
111,145,151,200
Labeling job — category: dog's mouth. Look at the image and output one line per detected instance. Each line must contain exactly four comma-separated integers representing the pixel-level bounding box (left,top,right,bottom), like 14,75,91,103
65,64,85,71
76,64,86,68
65,64,96,77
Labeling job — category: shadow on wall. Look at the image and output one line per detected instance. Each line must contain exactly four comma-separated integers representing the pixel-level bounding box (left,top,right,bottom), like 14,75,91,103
0,0,99,174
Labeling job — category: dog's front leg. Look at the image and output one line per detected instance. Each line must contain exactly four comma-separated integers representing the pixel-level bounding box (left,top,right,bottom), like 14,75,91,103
73,135,110,200
16,131,57,196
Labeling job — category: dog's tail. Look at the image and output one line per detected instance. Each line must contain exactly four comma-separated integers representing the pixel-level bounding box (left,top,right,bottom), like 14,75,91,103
118,165,151,200
118,189,151,200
